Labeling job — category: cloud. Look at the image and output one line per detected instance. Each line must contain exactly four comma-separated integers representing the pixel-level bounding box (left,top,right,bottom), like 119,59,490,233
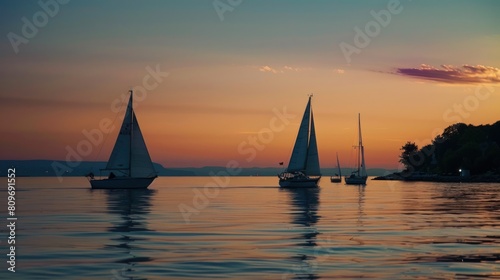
397,64,500,84
335,68,345,74
283,65,300,72
258,65,310,74
259,65,282,74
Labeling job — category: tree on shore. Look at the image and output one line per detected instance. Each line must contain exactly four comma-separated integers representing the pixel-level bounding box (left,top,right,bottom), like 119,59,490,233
399,142,419,171
399,121,500,175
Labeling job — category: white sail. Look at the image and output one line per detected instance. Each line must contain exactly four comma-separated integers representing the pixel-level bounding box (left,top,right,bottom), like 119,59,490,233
130,112,156,177
106,94,133,175
305,109,321,175
104,92,156,178
287,97,311,172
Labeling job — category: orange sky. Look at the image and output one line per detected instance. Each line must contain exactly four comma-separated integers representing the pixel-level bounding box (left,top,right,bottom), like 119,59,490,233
1,1,499,169
2,66,498,169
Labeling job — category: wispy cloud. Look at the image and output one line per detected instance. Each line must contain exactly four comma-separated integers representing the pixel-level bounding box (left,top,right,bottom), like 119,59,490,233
258,65,310,74
397,64,500,84
335,68,345,74
259,65,282,74
283,66,301,72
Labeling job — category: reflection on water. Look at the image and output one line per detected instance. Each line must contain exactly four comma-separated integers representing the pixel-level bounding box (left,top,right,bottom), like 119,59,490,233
103,189,156,278
4,177,499,279
356,186,365,229
400,183,500,268
281,187,320,279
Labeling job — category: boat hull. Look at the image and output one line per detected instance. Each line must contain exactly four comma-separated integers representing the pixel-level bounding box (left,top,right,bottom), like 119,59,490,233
90,177,156,189
330,177,341,183
279,176,321,188
345,176,367,185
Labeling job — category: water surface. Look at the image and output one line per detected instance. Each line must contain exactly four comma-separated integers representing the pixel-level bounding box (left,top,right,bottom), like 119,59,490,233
0,177,498,279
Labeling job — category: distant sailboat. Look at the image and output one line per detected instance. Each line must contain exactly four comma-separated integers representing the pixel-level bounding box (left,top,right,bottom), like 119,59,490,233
330,153,342,183
278,95,321,188
88,90,157,189
345,113,367,185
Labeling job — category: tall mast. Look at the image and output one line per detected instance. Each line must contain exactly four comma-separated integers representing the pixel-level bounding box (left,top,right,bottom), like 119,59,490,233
357,113,361,176
304,94,313,170
359,113,366,177
129,89,134,177
336,152,341,177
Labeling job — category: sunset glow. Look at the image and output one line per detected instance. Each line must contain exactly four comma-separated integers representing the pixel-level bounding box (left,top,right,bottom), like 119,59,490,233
1,0,499,169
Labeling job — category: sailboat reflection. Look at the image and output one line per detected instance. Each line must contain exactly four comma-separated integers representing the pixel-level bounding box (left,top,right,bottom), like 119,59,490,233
281,187,321,279
104,189,156,277
357,185,366,229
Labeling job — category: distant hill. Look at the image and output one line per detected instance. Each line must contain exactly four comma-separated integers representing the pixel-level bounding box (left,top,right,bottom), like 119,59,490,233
0,160,396,177
0,160,195,177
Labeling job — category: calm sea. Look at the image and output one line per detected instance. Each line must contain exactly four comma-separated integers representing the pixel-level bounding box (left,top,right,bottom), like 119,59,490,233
0,176,498,279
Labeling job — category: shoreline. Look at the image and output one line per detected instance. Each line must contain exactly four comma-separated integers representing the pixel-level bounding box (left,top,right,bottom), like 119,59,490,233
374,173,500,183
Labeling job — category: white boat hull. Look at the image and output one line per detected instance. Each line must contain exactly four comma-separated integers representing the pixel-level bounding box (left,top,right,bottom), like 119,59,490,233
90,177,156,189
279,176,321,188
345,176,367,185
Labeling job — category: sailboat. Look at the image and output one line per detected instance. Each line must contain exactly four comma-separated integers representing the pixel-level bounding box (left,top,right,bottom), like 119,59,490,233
330,153,342,183
278,95,321,188
88,90,157,189
345,113,367,185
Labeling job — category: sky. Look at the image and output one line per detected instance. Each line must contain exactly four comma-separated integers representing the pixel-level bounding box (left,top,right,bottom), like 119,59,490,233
0,0,499,169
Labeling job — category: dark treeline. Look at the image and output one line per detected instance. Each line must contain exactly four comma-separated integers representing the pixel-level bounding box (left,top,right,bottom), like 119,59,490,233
400,121,500,176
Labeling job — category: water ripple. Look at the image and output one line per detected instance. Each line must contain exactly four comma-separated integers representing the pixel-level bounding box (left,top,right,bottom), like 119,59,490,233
1,177,498,279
